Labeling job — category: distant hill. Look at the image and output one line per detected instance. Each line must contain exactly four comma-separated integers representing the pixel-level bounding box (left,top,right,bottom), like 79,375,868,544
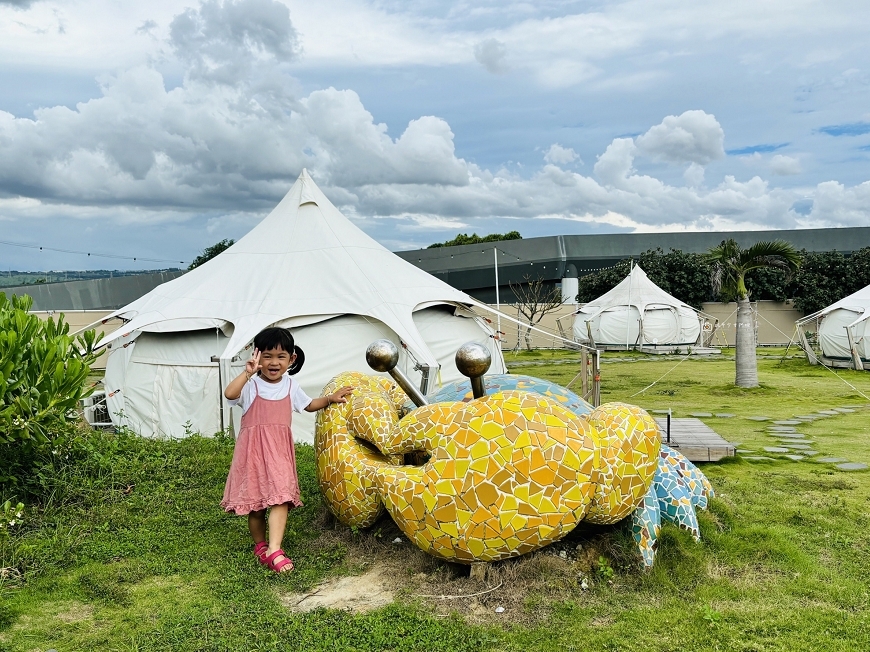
0,269,183,289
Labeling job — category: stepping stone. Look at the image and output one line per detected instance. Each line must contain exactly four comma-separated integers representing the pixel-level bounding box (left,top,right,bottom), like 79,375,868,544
817,457,848,463
778,439,812,446
784,455,805,461
714,413,736,418
832,408,856,413
785,444,813,450
736,449,755,454
773,420,802,425
689,412,712,417
794,415,821,420
768,426,797,432
763,447,791,453
835,462,868,471
743,456,775,461
746,416,771,421
840,405,866,409
775,433,808,439
800,450,820,456
817,410,840,415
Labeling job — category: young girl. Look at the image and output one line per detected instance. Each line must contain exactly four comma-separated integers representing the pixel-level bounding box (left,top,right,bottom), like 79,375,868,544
221,327,352,573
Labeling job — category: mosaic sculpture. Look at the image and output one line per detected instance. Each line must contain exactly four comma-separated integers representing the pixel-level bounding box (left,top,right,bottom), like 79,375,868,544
314,347,714,568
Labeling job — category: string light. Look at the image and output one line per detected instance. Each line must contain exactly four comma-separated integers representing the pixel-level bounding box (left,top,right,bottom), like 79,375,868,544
0,239,187,265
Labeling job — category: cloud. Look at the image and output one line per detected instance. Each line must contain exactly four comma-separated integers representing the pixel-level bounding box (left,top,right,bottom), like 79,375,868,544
0,0,35,8
636,110,725,165
683,162,705,187
136,19,158,36
769,154,802,176
473,38,508,74
1,0,869,249
169,0,301,83
543,144,578,165
806,180,870,227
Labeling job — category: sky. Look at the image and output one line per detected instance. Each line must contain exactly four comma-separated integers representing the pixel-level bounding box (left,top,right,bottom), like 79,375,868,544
1,0,869,271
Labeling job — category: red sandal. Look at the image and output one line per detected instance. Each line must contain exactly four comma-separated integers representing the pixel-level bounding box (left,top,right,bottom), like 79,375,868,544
253,541,268,565
264,549,294,574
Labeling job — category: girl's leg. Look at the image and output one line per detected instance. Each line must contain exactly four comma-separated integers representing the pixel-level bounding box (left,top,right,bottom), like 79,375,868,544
248,509,267,544
264,503,294,573
266,503,289,553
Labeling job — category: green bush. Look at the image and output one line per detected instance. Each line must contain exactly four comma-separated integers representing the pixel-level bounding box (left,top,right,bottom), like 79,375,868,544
0,293,101,492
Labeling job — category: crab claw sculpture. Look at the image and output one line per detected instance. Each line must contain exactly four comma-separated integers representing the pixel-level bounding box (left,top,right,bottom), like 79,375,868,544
315,369,713,568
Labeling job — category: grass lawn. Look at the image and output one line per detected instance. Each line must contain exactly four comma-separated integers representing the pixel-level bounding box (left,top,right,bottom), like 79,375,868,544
2,350,870,651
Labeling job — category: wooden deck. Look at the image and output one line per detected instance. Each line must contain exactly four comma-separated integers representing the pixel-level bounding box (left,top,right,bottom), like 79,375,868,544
653,417,735,462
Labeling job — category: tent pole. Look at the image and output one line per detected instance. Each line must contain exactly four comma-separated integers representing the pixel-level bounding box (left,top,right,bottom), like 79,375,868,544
845,326,864,371
626,261,633,351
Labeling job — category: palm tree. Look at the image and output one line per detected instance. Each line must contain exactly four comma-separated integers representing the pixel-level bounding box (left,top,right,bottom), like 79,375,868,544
706,239,801,388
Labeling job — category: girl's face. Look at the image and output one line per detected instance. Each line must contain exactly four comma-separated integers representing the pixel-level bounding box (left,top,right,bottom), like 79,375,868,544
258,345,296,383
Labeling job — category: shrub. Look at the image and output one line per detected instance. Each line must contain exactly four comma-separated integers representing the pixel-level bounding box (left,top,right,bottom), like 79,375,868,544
0,293,101,493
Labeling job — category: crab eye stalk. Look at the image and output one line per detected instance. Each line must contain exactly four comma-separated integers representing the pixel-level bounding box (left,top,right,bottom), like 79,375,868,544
455,341,491,399
365,339,428,406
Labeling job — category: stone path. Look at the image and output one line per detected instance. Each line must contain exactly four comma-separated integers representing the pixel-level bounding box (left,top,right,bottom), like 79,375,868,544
735,404,869,470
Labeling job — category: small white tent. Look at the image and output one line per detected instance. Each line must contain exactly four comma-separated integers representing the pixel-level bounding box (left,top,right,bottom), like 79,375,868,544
97,170,506,442
797,284,870,365
572,265,702,349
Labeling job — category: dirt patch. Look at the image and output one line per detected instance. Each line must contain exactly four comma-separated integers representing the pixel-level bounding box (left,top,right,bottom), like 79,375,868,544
288,509,638,625
55,601,94,624
281,564,395,613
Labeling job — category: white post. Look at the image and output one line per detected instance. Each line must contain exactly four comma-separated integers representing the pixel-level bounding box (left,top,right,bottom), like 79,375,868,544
494,247,501,339
626,261,633,350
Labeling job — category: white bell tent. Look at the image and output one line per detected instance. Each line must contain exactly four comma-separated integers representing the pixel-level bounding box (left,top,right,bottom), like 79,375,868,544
572,265,703,349
96,170,506,442
796,284,870,368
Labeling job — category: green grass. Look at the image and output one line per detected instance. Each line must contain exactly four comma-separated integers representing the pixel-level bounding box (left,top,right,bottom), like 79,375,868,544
2,351,870,651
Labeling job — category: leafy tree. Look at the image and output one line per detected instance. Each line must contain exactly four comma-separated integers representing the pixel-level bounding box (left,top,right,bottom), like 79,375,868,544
0,293,101,490
427,231,521,249
188,239,235,270
706,239,800,388
790,248,870,315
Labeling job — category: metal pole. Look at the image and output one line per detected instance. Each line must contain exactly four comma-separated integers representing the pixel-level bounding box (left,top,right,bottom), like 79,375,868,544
667,408,672,444
626,260,633,351
494,248,501,338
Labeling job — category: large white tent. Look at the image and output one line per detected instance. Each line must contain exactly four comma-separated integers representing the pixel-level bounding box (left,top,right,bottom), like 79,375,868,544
571,265,702,349
96,170,506,442
797,284,870,366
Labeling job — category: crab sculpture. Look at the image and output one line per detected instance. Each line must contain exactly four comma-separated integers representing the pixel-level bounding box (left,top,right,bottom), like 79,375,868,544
315,372,713,568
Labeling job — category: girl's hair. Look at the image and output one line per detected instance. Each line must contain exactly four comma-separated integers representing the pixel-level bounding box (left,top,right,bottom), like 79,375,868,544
253,327,305,375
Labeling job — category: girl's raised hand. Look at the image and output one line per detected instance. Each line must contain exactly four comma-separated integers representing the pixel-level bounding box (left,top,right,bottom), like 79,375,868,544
246,349,261,377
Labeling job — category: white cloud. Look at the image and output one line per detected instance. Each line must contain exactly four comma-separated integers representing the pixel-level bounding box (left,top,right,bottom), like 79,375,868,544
769,154,802,175
635,110,725,165
543,143,578,165
1,0,870,258
170,0,301,83
473,38,508,74
684,162,705,187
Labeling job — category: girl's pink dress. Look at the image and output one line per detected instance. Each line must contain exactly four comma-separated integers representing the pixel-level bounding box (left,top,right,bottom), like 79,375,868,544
221,382,303,515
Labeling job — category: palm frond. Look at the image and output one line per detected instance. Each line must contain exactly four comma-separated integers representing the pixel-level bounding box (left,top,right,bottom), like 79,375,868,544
738,240,802,270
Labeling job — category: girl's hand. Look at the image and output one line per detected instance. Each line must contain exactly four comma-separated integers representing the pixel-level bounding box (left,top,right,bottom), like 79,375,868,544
245,349,261,378
328,386,353,405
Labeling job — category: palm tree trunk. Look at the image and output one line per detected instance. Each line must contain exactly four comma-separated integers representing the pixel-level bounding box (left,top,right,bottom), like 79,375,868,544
735,296,758,388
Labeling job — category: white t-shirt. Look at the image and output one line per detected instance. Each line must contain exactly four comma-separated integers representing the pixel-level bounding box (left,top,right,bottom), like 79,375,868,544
228,375,313,415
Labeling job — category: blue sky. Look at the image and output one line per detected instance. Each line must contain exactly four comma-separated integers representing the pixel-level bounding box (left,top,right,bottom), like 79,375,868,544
1,0,869,271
